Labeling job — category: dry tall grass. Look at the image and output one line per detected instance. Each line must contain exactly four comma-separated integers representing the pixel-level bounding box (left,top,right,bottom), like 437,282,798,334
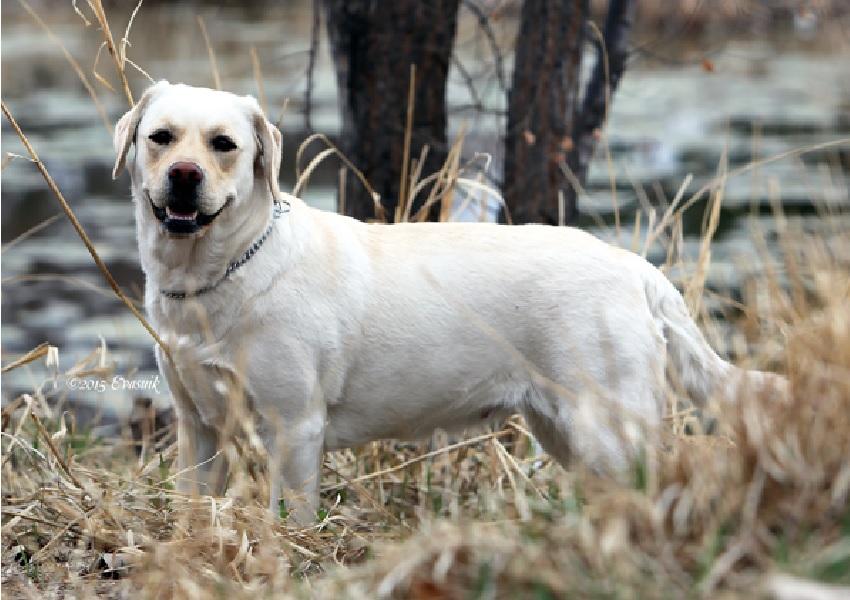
2,2,850,598
1,160,847,592
3,224,849,598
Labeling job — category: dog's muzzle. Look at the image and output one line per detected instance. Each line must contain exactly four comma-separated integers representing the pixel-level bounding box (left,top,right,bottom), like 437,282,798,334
150,161,229,235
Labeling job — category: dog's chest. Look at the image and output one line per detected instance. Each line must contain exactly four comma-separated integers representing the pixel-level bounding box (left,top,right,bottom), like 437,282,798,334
150,295,252,424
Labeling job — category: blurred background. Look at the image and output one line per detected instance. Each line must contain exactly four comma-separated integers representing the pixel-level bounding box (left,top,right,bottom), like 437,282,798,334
2,0,849,426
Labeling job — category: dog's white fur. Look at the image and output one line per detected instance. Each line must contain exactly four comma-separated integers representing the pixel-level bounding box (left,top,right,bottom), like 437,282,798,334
115,82,783,523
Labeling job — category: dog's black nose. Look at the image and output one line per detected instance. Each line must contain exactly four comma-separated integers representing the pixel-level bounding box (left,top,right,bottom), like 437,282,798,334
168,162,204,187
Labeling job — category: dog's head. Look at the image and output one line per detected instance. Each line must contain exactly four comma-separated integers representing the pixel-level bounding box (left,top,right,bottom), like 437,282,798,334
113,81,281,237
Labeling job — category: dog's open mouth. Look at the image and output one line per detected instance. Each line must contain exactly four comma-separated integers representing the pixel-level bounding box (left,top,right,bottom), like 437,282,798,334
149,194,230,235
166,207,198,221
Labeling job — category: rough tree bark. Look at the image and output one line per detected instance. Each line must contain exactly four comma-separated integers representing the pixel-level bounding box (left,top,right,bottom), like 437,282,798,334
323,0,460,222
503,0,636,225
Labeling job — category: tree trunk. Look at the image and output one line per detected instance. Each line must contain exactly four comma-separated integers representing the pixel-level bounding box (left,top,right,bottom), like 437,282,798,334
503,0,588,226
323,0,460,222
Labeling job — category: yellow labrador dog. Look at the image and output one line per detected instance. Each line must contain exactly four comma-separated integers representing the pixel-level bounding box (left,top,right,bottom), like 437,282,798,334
114,81,784,523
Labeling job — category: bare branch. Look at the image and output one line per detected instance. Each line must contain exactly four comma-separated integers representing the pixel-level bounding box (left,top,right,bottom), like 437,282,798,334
451,54,485,112
461,0,507,92
572,0,636,178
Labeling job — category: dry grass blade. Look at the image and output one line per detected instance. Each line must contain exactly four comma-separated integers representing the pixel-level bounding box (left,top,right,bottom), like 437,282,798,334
28,412,87,493
2,152,35,172
1,213,62,254
643,172,693,258
92,41,117,93
675,138,850,224
1,343,50,374
119,0,144,67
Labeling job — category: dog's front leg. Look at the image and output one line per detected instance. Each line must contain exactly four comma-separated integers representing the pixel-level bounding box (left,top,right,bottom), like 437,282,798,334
263,410,325,525
175,408,228,496
156,346,227,497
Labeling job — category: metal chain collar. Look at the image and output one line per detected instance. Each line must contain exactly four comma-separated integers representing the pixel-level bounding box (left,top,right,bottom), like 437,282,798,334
159,200,289,300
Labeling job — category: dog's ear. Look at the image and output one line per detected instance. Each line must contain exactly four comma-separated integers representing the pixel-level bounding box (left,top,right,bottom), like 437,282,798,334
112,80,170,179
245,98,282,200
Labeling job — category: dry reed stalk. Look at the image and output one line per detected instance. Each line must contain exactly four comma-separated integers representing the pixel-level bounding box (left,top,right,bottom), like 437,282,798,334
250,46,267,115
338,167,347,215
397,65,416,223
400,146,428,223
197,16,222,90
87,0,134,106
1,103,172,363
685,147,727,313
438,136,462,223
293,133,383,220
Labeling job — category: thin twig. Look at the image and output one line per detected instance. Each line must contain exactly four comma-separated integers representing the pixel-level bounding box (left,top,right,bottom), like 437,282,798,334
451,55,485,112
322,429,513,492
461,0,507,92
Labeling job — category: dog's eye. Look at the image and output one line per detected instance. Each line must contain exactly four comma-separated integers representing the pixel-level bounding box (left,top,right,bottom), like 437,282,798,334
211,135,237,152
148,130,173,145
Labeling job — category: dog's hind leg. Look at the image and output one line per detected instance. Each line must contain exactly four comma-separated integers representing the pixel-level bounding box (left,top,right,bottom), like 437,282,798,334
523,394,634,476
521,329,665,478
524,386,662,478
522,403,573,467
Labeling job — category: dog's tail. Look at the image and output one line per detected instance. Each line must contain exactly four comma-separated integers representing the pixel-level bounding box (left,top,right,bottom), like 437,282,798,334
640,259,787,405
